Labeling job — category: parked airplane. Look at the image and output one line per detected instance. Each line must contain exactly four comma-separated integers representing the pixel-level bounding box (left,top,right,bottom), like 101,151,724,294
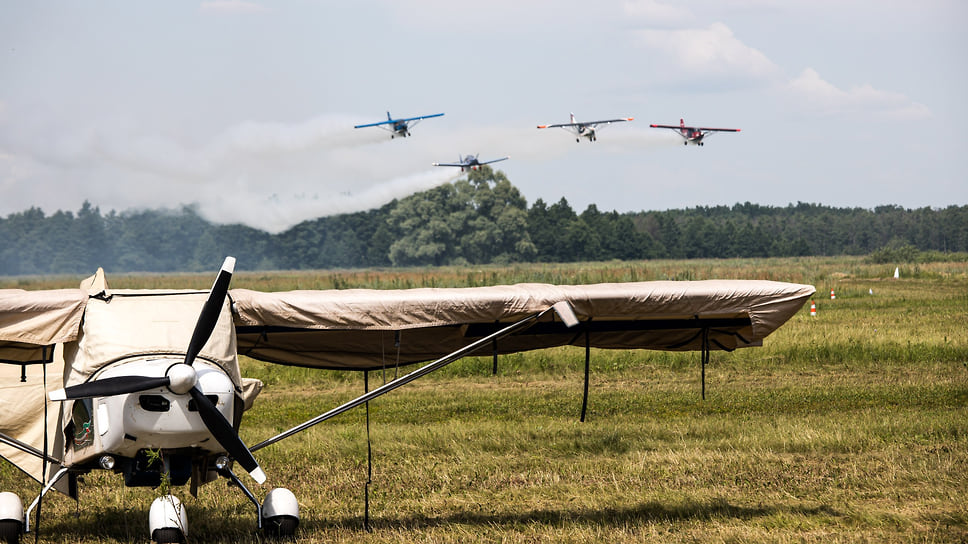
650,118,741,146
0,258,813,542
537,113,634,142
432,154,509,172
353,111,444,138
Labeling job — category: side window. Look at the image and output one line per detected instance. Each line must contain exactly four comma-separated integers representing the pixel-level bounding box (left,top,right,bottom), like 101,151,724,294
72,398,94,450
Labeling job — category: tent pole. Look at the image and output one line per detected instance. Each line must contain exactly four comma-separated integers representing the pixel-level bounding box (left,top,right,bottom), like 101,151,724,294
580,329,590,422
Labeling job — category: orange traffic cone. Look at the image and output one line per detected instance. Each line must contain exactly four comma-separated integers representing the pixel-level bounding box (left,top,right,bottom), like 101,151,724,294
810,300,817,317
830,289,836,300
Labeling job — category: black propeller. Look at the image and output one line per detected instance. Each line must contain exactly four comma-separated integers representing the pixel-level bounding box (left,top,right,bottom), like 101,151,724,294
188,387,264,481
49,257,266,484
49,375,172,401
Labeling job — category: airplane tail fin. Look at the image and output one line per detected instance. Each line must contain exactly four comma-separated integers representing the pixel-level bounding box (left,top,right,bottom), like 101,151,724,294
570,113,577,124
680,118,685,128
387,111,392,121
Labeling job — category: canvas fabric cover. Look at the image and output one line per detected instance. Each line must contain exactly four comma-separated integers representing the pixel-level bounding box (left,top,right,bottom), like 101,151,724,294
62,290,242,389
0,288,243,484
0,347,67,488
0,278,813,484
231,280,815,370
0,289,88,364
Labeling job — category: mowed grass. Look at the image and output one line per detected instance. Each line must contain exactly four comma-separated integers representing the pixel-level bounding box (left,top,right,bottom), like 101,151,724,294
1,257,966,542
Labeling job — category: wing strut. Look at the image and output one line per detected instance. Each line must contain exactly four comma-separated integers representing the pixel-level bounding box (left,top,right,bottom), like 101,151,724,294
250,302,579,452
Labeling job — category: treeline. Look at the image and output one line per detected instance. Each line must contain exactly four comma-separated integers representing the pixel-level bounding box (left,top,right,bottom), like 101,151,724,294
2,167,966,275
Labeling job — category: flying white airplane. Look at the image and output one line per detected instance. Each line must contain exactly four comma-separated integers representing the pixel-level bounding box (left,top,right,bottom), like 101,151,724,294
537,113,634,142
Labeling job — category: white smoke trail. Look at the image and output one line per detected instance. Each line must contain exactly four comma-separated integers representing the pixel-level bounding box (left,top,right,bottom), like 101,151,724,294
196,167,463,233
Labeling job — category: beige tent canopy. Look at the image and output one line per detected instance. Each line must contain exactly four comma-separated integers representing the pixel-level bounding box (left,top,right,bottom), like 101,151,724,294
0,280,815,370
230,280,815,370
0,289,87,364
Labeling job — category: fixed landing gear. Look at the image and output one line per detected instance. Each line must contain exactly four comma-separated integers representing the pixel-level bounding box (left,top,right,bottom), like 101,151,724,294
4,461,300,542
216,458,299,539
147,485,299,543
0,492,24,544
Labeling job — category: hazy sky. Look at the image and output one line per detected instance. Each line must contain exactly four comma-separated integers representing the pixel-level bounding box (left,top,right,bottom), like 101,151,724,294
2,1,965,232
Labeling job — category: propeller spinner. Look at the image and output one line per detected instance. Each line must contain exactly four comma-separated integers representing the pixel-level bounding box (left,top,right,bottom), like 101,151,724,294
48,257,266,484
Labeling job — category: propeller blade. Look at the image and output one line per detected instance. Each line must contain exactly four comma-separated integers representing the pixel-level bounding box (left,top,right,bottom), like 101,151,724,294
184,257,235,367
49,375,172,401
188,386,265,484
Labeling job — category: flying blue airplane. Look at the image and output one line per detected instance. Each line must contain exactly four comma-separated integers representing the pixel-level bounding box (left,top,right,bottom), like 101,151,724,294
432,154,509,172
353,111,445,138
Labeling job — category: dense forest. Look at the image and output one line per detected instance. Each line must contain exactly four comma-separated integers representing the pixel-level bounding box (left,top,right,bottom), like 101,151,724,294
1,167,966,275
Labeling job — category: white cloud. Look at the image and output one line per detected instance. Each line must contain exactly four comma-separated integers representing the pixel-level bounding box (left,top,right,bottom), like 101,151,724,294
633,22,781,87
787,68,931,120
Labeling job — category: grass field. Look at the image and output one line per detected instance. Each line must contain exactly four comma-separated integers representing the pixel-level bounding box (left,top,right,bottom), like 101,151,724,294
1,257,966,542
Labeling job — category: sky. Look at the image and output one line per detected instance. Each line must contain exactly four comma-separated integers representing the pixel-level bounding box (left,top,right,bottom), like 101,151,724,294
1,1,965,233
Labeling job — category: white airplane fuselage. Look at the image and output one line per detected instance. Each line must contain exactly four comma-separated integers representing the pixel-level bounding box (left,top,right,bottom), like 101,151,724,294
66,356,241,487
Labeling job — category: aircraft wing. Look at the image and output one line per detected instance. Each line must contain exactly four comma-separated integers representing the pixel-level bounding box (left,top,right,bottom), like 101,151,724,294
582,118,634,127
394,113,444,123
698,126,740,133
538,118,633,129
432,161,467,167
230,280,814,370
353,119,396,129
355,113,444,128
650,124,741,133
479,156,510,165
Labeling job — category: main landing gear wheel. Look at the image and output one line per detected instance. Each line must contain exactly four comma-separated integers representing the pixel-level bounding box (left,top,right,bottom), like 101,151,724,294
0,492,24,544
262,488,299,539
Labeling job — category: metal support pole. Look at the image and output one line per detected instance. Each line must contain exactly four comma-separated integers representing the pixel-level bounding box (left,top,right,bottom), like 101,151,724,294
25,466,69,533
580,329,590,422
217,464,263,529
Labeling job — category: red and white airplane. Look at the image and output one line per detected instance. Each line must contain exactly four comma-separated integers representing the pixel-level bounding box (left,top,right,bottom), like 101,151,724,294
650,119,740,146
537,113,634,142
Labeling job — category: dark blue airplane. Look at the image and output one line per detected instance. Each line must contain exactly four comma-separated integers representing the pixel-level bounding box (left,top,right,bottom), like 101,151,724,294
432,153,509,172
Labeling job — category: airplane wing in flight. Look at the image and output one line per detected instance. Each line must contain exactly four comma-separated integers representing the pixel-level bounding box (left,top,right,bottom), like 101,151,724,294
354,112,444,129
538,117,633,129
478,156,509,166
